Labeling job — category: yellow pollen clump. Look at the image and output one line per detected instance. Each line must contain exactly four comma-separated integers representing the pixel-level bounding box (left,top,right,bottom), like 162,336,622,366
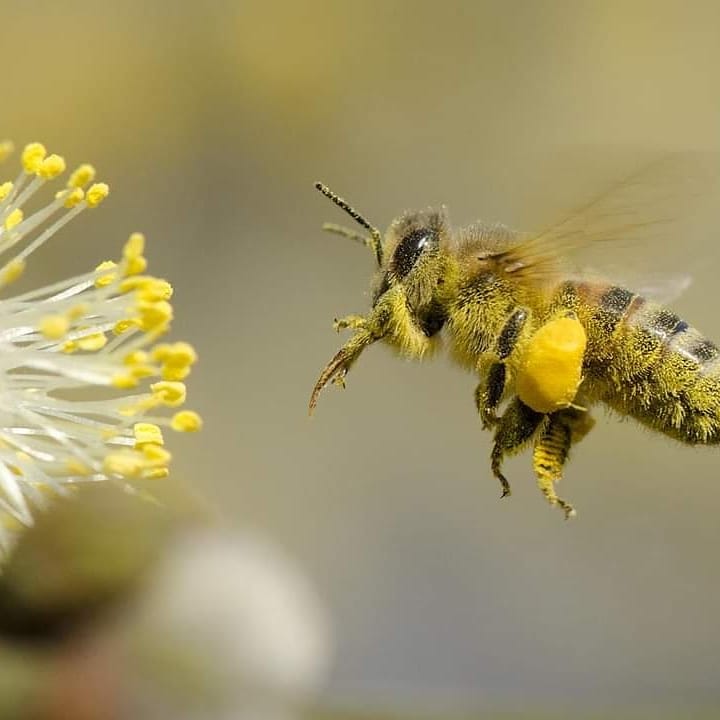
0,181,13,201
133,422,164,447
0,140,14,162
0,258,25,285
61,340,78,353
150,380,186,407
171,410,203,432
39,314,70,340
86,182,109,208
4,208,23,231
38,154,66,180
22,142,46,174
68,163,96,188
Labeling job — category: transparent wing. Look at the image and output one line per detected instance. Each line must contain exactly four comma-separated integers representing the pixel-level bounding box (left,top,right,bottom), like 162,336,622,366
496,151,720,289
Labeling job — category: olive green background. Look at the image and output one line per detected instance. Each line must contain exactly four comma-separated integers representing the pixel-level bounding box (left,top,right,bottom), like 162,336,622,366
4,1,720,716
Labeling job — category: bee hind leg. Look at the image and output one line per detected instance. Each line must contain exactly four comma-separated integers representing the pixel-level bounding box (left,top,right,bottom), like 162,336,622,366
532,407,594,519
490,398,544,499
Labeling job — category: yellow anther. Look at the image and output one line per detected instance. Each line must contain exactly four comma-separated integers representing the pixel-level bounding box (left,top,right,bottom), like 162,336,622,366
59,187,85,209
77,332,107,351
130,364,156,379
122,233,147,276
68,304,89,320
125,255,147,275
113,318,138,335
111,373,139,389
4,208,23,231
133,422,164,447
86,182,109,208
150,343,172,362
0,181,13,201
124,232,145,259
61,340,78,353
162,365,191,381
38,154,66,180
171,341,197,365
121,276,173,301
137,300,173,332
0,140,14,163
124,350,149,366
39,314,70,340
103,453,143,478
66,459,92,476
68,163,96,189
95,259,117,288
143,467,170,480
150,380,186,407
22,142,46,174
151,341,198,380
142,443,171,465
171,410,203,432
0,258,25,285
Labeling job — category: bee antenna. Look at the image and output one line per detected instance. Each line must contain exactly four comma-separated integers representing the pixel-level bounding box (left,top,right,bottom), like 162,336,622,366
315,182,384,266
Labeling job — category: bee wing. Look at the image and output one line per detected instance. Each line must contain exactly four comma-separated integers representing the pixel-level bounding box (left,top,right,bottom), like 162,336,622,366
496,151,720,287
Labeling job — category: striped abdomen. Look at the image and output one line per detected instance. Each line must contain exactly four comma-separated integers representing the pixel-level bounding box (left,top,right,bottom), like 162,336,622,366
575,282,720,444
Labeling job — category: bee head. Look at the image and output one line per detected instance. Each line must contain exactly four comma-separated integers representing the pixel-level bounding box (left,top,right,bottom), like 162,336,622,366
373,208,449,314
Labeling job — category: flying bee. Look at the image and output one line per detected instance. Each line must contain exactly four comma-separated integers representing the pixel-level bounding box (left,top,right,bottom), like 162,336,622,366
309,159,719,518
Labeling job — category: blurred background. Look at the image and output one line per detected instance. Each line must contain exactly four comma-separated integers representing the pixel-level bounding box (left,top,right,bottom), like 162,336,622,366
3,0,720,718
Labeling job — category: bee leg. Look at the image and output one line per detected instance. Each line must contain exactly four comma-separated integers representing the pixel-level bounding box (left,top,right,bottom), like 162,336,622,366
309,328,376,414
490,398,544,498
475,362,506,429
334,315,367,332
532,409,589,519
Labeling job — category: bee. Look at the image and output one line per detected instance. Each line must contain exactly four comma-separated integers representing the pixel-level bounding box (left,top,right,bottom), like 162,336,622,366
309,162,720,518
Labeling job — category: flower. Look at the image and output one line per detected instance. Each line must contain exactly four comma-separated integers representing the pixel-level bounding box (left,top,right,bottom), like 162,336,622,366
0,141,201,550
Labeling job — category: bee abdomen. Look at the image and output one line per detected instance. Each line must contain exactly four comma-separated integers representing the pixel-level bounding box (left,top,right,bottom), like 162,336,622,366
592,285,720,444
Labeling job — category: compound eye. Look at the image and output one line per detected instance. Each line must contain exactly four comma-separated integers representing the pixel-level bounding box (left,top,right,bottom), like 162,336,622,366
393,228,435,278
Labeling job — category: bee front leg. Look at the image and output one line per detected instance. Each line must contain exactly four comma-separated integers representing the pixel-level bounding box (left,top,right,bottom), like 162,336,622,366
532,406,594,519
490,398,543,498
334,315,367,332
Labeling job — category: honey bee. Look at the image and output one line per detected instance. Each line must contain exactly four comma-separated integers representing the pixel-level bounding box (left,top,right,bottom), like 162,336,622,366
309,162,719,518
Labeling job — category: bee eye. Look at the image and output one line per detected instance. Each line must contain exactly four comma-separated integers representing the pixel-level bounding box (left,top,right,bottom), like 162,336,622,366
393,228,435,278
